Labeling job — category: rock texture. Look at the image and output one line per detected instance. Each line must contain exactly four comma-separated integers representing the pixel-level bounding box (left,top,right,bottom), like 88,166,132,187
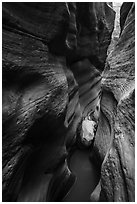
107,2,122,55
3,2,134,203
91,2,135,202
3,3,77,201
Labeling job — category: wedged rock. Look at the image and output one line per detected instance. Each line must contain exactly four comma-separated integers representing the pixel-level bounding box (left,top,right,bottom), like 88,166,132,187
81,118,96,146
93,2,135,201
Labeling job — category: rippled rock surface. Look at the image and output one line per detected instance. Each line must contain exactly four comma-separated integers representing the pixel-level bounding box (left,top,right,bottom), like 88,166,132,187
91,2,135,202
2,2,134,202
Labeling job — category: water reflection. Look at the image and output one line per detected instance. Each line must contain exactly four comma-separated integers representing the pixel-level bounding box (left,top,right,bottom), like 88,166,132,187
63,149,100,202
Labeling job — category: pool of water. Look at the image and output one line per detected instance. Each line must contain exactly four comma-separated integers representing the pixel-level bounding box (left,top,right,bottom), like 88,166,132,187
63,149,100,202
17,146,100,202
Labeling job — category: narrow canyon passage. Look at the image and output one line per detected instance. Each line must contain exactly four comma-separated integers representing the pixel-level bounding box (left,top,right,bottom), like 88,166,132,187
17,122,100,202
64,149,100,202
2,2,135,202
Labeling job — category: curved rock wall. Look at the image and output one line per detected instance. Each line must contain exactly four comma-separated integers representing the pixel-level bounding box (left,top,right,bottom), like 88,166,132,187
3,3,75,201
91,2,135,202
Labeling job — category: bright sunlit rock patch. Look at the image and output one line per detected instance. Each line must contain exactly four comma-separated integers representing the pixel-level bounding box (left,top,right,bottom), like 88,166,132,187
81,117,97,146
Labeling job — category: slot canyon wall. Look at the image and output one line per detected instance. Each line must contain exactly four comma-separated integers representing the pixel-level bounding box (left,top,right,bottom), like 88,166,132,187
2,2,135,202
91,2,135,201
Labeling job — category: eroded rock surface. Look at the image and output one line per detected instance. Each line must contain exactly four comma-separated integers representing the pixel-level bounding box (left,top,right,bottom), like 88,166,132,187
91,2,135,202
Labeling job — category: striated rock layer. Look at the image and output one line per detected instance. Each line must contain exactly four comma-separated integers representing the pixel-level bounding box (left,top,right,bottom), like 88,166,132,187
91,2,135,202
3,2,135,202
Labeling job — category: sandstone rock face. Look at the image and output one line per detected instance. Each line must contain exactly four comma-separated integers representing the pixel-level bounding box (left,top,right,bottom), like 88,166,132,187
91,2,135,202
120,2,133,34
3,3,77,201
3,2,134,202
